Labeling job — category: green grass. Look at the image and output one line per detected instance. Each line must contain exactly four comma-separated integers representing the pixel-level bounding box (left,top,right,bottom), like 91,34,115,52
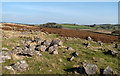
2,30,120,74
57,24,94,29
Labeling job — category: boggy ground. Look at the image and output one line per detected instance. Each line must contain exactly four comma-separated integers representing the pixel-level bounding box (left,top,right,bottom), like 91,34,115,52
1,29,120,74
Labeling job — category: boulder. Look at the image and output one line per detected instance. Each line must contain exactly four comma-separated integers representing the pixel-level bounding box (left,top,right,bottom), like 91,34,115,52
34,38,43,45
41,40,51,47
83,62,99,74
67,47,74,51
0,51,11,63
50,39,63,46
35,45,47,52
47,45,58,52
11,60,28,72
25,39,32,45
11,46,23,54
19,49,36,57
28,43,35,51
103,66,114,74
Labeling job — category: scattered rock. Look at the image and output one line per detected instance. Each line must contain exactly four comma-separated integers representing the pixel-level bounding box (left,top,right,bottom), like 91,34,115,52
103,66,114,74
83,62,99,74
11,60,29,72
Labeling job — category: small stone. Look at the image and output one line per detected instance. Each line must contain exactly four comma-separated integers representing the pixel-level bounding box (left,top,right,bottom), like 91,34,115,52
48,69,52,72
86,36,92,41
58,58,62,62
103,66,114,74
72,52,79,57
2,48,9,51
70,56,74,61
67,47,74,51
4,66,14,71
52,51,58,54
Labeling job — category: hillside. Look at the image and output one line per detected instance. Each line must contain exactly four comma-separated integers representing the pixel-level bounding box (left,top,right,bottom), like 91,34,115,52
1,23,120,75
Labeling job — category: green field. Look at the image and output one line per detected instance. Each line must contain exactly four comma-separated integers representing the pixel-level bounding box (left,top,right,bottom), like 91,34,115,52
57,24,120,31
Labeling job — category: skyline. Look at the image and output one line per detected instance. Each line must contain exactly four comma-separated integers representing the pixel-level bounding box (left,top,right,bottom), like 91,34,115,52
2,2,118,25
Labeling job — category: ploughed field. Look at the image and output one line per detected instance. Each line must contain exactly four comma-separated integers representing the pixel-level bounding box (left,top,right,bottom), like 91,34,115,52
1,23,120,43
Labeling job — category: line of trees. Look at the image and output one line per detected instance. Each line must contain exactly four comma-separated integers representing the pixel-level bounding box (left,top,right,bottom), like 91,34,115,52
42,23,63,29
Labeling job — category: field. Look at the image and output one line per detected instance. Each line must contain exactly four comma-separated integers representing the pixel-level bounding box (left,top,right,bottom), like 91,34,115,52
58,24,120,30
2,23,120,43
41,28,119,43
1,23,120,75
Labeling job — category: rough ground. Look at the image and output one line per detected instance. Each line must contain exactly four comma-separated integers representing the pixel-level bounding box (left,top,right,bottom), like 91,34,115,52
1,24,120,74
